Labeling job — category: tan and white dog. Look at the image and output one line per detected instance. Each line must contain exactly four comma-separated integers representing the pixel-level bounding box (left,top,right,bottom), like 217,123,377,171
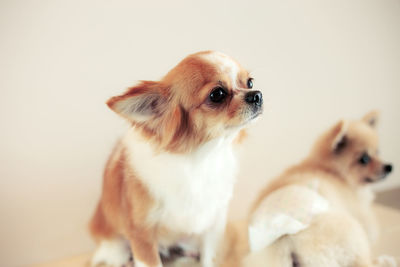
89,51,263,267
243,111,396,267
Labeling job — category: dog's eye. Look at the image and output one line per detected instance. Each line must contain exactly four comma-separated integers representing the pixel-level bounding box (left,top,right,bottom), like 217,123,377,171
247,78,253,89
209,87,227,103
359,153,371,165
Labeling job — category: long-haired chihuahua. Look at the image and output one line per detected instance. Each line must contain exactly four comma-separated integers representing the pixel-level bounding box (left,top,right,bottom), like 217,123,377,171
89,51,263,267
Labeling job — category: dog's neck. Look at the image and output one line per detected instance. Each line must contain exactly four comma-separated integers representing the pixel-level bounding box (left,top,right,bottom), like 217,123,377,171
301,157,350,185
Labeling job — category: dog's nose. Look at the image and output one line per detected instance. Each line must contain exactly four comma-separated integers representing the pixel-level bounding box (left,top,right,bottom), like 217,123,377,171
384,164,393,174
245,91,263,106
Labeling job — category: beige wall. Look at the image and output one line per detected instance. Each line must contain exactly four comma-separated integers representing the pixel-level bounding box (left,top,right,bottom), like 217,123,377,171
1,0,399,266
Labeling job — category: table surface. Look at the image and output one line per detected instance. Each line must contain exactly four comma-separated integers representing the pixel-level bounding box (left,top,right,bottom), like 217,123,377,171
32,205,400,267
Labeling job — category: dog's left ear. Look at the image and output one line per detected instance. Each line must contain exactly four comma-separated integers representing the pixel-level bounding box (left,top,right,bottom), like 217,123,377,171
331,120,349,153
362,110,379,128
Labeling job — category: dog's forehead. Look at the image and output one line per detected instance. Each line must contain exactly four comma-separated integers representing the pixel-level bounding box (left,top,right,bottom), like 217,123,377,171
199,51,242,86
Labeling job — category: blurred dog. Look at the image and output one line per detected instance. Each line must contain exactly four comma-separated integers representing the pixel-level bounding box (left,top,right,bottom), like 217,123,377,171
244,111,396,267
89,51,263,267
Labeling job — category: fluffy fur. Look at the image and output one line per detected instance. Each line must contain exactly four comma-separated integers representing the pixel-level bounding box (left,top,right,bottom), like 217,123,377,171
242,111,396,267
89,51,263,267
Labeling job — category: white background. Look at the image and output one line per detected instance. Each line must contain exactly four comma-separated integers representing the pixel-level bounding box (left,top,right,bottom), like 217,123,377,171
1,0,399,266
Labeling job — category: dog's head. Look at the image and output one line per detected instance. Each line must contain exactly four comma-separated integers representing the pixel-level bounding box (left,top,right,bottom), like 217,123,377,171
310,111,392,186
107,51,263,153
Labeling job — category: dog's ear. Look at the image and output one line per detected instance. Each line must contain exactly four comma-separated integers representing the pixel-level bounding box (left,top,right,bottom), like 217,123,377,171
362,110,379,128
331,120,348,153
107,81,168,122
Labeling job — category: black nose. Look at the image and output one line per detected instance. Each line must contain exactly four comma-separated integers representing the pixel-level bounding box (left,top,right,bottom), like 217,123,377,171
384,164,393,174
245,91,263,106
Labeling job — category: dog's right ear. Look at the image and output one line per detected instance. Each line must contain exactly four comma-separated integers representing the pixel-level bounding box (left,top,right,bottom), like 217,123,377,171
362,110,379,128
331,120,349,154
107,81,168,123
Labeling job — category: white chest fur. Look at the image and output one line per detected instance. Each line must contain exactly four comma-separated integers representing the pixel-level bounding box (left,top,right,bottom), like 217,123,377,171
124,129,238,235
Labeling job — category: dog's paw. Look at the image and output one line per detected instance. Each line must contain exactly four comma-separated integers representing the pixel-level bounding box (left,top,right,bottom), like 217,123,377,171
374,255,398,267
91,239,132,267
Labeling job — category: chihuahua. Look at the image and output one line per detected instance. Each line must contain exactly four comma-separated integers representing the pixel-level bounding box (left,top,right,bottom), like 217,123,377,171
89,51,263,267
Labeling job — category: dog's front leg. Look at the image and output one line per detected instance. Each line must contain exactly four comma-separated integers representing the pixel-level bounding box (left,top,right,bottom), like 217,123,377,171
201,212,227,267
128,225,162,267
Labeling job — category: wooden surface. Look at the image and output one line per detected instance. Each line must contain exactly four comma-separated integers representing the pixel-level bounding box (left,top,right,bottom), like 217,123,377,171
31,253,91,267
32,205,400,267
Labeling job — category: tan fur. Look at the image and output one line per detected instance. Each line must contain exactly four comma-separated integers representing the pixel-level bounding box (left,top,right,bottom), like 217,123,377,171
89,142,160,266
219,222,249,267
233,130,248,145
242,111,395,267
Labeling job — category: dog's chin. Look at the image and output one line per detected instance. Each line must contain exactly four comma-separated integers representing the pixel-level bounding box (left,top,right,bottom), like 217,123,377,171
364,172,389,184
363,176,383,184
250,110,263,120
244,109,263,125
364,177,375,183
226,111,262,130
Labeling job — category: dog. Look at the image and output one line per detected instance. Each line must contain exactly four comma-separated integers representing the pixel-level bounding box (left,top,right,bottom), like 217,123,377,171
244,111,396,267
89,51,263,267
